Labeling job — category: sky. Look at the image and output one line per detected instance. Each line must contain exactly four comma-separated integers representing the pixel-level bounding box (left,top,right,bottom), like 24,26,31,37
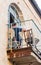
35,0,41,10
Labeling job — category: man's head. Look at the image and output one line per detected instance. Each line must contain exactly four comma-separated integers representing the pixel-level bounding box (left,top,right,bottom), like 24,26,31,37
12,23,16,26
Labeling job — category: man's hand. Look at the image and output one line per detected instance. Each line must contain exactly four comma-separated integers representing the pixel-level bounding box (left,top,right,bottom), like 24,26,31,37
22,29,26,32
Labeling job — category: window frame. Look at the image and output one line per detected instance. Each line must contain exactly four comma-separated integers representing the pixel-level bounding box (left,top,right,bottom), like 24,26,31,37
29,0,41,18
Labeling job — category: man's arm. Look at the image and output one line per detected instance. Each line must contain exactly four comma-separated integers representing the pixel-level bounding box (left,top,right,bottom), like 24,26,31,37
19,28,26,32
